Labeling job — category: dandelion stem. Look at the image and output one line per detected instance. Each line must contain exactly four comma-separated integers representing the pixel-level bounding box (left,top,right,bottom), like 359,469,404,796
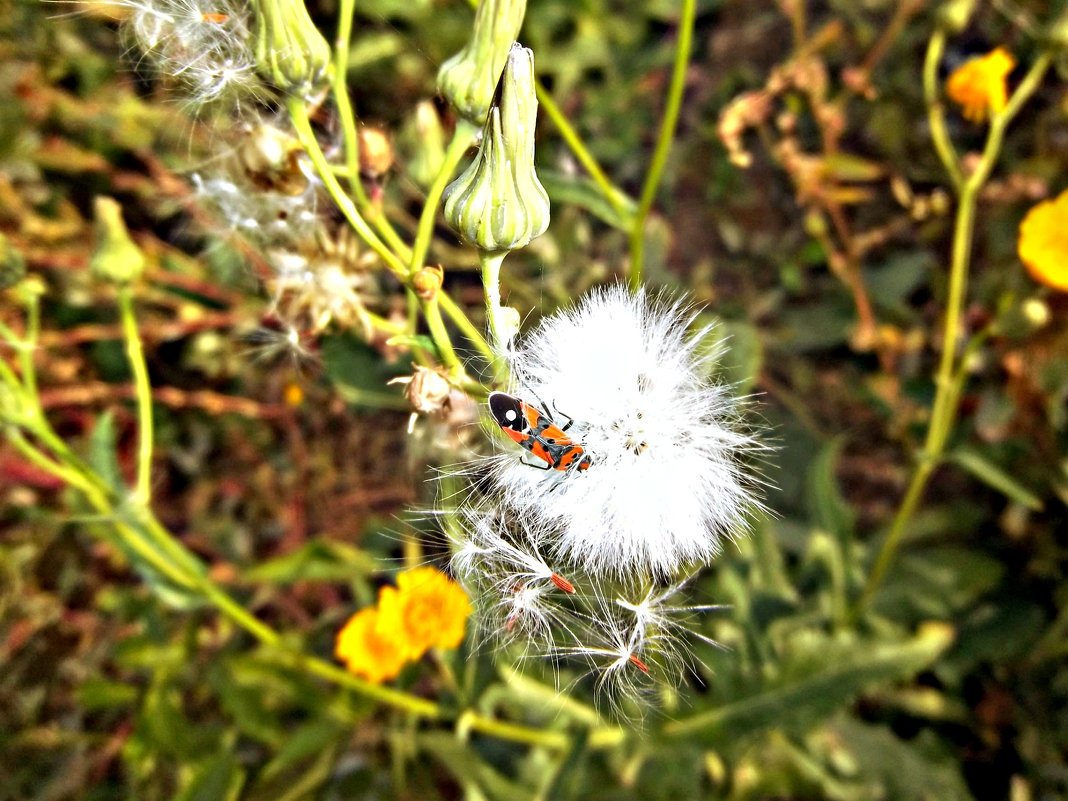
855,48,1052,617
332,0,412,261
286,99,410,279
923,30,963,188
439,291,497,369
118,287,154,503
480,250,511,383
410,121,479,276
628,0,696,291
535,80,632,227
421,296,463,376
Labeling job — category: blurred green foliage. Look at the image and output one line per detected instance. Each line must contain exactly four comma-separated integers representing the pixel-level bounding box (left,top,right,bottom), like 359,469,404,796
1,0,1067,800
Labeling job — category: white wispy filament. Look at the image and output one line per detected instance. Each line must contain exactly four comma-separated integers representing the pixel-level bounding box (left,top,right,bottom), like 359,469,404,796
490,285,760,579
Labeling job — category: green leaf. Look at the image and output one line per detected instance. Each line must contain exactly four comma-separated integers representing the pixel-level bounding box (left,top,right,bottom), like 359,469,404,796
87,410,124,492
241,540,375,585
419,732,537,801
948,448,1044,511
77,678,139,710
661,624,955,745
540,169,636,229
874,546,1005,622
830,718,973,801
176,753,244,801
696,316,764,393
805,438,855,542
321,332,409,410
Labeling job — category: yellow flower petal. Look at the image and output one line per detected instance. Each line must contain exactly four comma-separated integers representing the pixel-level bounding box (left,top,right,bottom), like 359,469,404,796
394,566,473,654
335,606,410,684
946,48,1015,123
1018,190,1068,292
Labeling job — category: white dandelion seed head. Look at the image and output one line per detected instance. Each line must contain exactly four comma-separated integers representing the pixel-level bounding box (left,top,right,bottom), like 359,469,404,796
115,0,265,110
489,285,763,579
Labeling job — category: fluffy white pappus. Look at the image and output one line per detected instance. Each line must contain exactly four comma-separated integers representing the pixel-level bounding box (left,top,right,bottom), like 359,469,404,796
115,0,265,109
490,285,763,579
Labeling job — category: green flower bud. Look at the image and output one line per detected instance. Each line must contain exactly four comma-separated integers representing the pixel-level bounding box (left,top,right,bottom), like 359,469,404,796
253,0,332,97
443,44,549,252
90,197,145,285
437,0,527,123
937,0,977,34
0,233,26,290
401,100,446,190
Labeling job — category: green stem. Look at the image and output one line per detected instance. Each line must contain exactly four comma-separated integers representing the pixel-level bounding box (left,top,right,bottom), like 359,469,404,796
118,288,153,503
479,250,511,384
628,0,696,290
410,121,479,276
535,81,632,226
922,31,962,189
854,49,1052,616
421,296,463,376
19,290,40,401
333,0,370,210
287,100,410,279
438,291,497,368
332,0,412,261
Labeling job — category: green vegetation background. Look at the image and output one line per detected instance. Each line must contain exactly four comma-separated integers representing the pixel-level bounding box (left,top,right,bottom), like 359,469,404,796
1,0,1066,799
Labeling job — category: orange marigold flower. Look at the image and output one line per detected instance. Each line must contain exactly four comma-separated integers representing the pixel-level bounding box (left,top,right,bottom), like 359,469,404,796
393,566,472,656
334,606,410,684
1018,190,1068,292
946,48,1015,123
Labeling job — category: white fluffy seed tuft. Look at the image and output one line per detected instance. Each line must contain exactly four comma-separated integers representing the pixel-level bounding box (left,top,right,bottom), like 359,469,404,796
488,285,762,579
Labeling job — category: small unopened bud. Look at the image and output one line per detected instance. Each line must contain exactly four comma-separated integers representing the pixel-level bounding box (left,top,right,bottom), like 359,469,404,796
412,264,444,300
252,0,332,96
443,44,550,252
937,0,978,34
437,0,527,123
90,197,145,285
401,101,446,190
239,123,308,195
358,126,394,179
0,233,26,290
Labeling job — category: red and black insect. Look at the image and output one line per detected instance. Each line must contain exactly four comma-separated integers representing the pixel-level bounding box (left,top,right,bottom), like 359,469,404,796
488,392,592,472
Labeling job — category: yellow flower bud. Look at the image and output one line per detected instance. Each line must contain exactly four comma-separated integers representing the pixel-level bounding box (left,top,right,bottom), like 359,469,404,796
443,44,549,252
437,0,527,123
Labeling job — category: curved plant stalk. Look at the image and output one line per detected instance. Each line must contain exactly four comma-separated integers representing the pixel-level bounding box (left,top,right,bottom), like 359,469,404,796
855,43,1053,616
628,0,696,290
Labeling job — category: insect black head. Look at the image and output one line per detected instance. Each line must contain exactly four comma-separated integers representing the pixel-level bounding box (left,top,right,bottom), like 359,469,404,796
488,392,527,433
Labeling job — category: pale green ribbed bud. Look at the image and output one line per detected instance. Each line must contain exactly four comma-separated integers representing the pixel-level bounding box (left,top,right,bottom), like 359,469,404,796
437,0,527,123
0,233,26,290
253,0,332,96
90,197,145,285
401,101,446,190
443,44,549,252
